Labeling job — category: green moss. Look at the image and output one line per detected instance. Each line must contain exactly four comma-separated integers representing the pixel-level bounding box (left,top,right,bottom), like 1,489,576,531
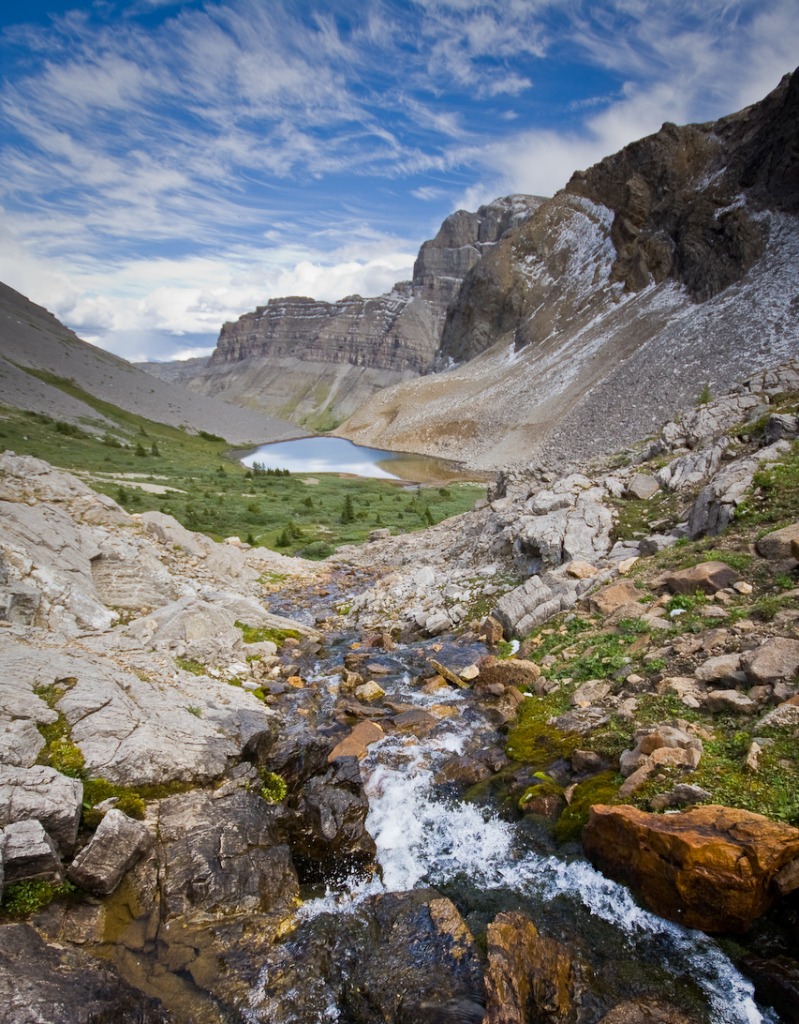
505,688,578,768
175,656,207,675
235,620,301,645
45,736,86,777
260,770,287,804
553,771,622,844
81,777,193,828
0,879,78,919
33,679,86,778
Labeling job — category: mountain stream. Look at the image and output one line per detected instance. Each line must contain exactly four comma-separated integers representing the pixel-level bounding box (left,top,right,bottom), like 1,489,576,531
242,584,777,1024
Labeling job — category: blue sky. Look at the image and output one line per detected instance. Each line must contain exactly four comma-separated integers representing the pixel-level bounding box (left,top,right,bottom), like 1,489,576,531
1,0,797,362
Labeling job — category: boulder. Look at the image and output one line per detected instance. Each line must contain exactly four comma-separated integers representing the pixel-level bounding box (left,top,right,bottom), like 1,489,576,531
478,658,541,690
688,443,790,536
694,653,744,685
597,999,702,1024
756,522,799,560
649,784,713,812
589,579,641,615
0,718,46,768
740,954,799,1024
354,680,386,702
704,689,756,713
625,474,660,500
1,819,63,884
251,889,485,1023
566,560,598,579
756,698,799,730
572,679,611,708
66,809,153,896
493,575,564,637
294,756,376,871
483,911,579,1024
763,413,799,444
157,788,298,921
741,637,799,684
583,804,799,932
662,561,740,595
482,615,505,644
0,765,82,857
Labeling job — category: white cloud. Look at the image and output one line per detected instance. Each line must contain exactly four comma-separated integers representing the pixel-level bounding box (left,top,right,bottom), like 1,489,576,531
0,0,796,364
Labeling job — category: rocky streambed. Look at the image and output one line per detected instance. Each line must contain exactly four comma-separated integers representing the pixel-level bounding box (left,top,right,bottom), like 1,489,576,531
2,362,799,1023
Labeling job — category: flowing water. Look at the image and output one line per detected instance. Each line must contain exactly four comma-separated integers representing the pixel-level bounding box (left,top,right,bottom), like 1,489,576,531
248,607,779,1024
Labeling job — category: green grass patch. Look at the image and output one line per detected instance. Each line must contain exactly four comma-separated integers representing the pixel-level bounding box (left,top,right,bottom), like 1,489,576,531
175,656,207,675
633,721,799,825
735,439,799,532
0,380,483,557
609,489,685,543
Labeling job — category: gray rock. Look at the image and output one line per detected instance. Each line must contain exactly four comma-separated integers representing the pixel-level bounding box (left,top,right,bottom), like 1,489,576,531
424,609,454,636
67,809,153,895
694,654,745,685
90,550,177,610
625,474,660,500
656,441,726,491
649,784,712,811
157,788,298,921
704,689,756,713
680,394,764,449
688,442,790,536
764,413,799,444
0,718,46,768
757,701,799,729
742,638,799,683
638,533,679,556
1,819,63,884
0,583,42,625
493,575,564,637
0,765,82,856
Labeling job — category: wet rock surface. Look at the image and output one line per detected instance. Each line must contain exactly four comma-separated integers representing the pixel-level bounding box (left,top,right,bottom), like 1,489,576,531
251,890,485,1024
583,804,799,933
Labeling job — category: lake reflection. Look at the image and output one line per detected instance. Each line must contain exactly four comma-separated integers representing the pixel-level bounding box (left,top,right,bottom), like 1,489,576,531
241,436,477,483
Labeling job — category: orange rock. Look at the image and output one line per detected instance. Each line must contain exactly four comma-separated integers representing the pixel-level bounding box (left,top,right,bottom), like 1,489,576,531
583,804,799,933
484,911,577,1024
662,561,740,595
589,580,642,615
327,720,384,762
478,658,541,689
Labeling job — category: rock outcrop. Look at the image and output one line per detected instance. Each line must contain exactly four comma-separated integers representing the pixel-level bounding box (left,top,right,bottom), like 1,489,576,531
150,196,542,428
583,804,799,933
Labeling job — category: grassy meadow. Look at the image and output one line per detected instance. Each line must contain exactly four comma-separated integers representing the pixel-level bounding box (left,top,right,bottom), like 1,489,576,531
0,371,484,558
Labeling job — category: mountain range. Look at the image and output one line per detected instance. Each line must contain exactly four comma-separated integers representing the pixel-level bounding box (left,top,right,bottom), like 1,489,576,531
141,67,799,470
2,68,798,470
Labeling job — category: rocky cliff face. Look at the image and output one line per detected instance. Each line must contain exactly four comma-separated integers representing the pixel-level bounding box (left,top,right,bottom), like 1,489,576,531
163,195,543,428
339,68,799,468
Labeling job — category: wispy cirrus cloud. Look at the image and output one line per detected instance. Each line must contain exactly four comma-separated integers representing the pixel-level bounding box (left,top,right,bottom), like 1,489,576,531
0,0,796,359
